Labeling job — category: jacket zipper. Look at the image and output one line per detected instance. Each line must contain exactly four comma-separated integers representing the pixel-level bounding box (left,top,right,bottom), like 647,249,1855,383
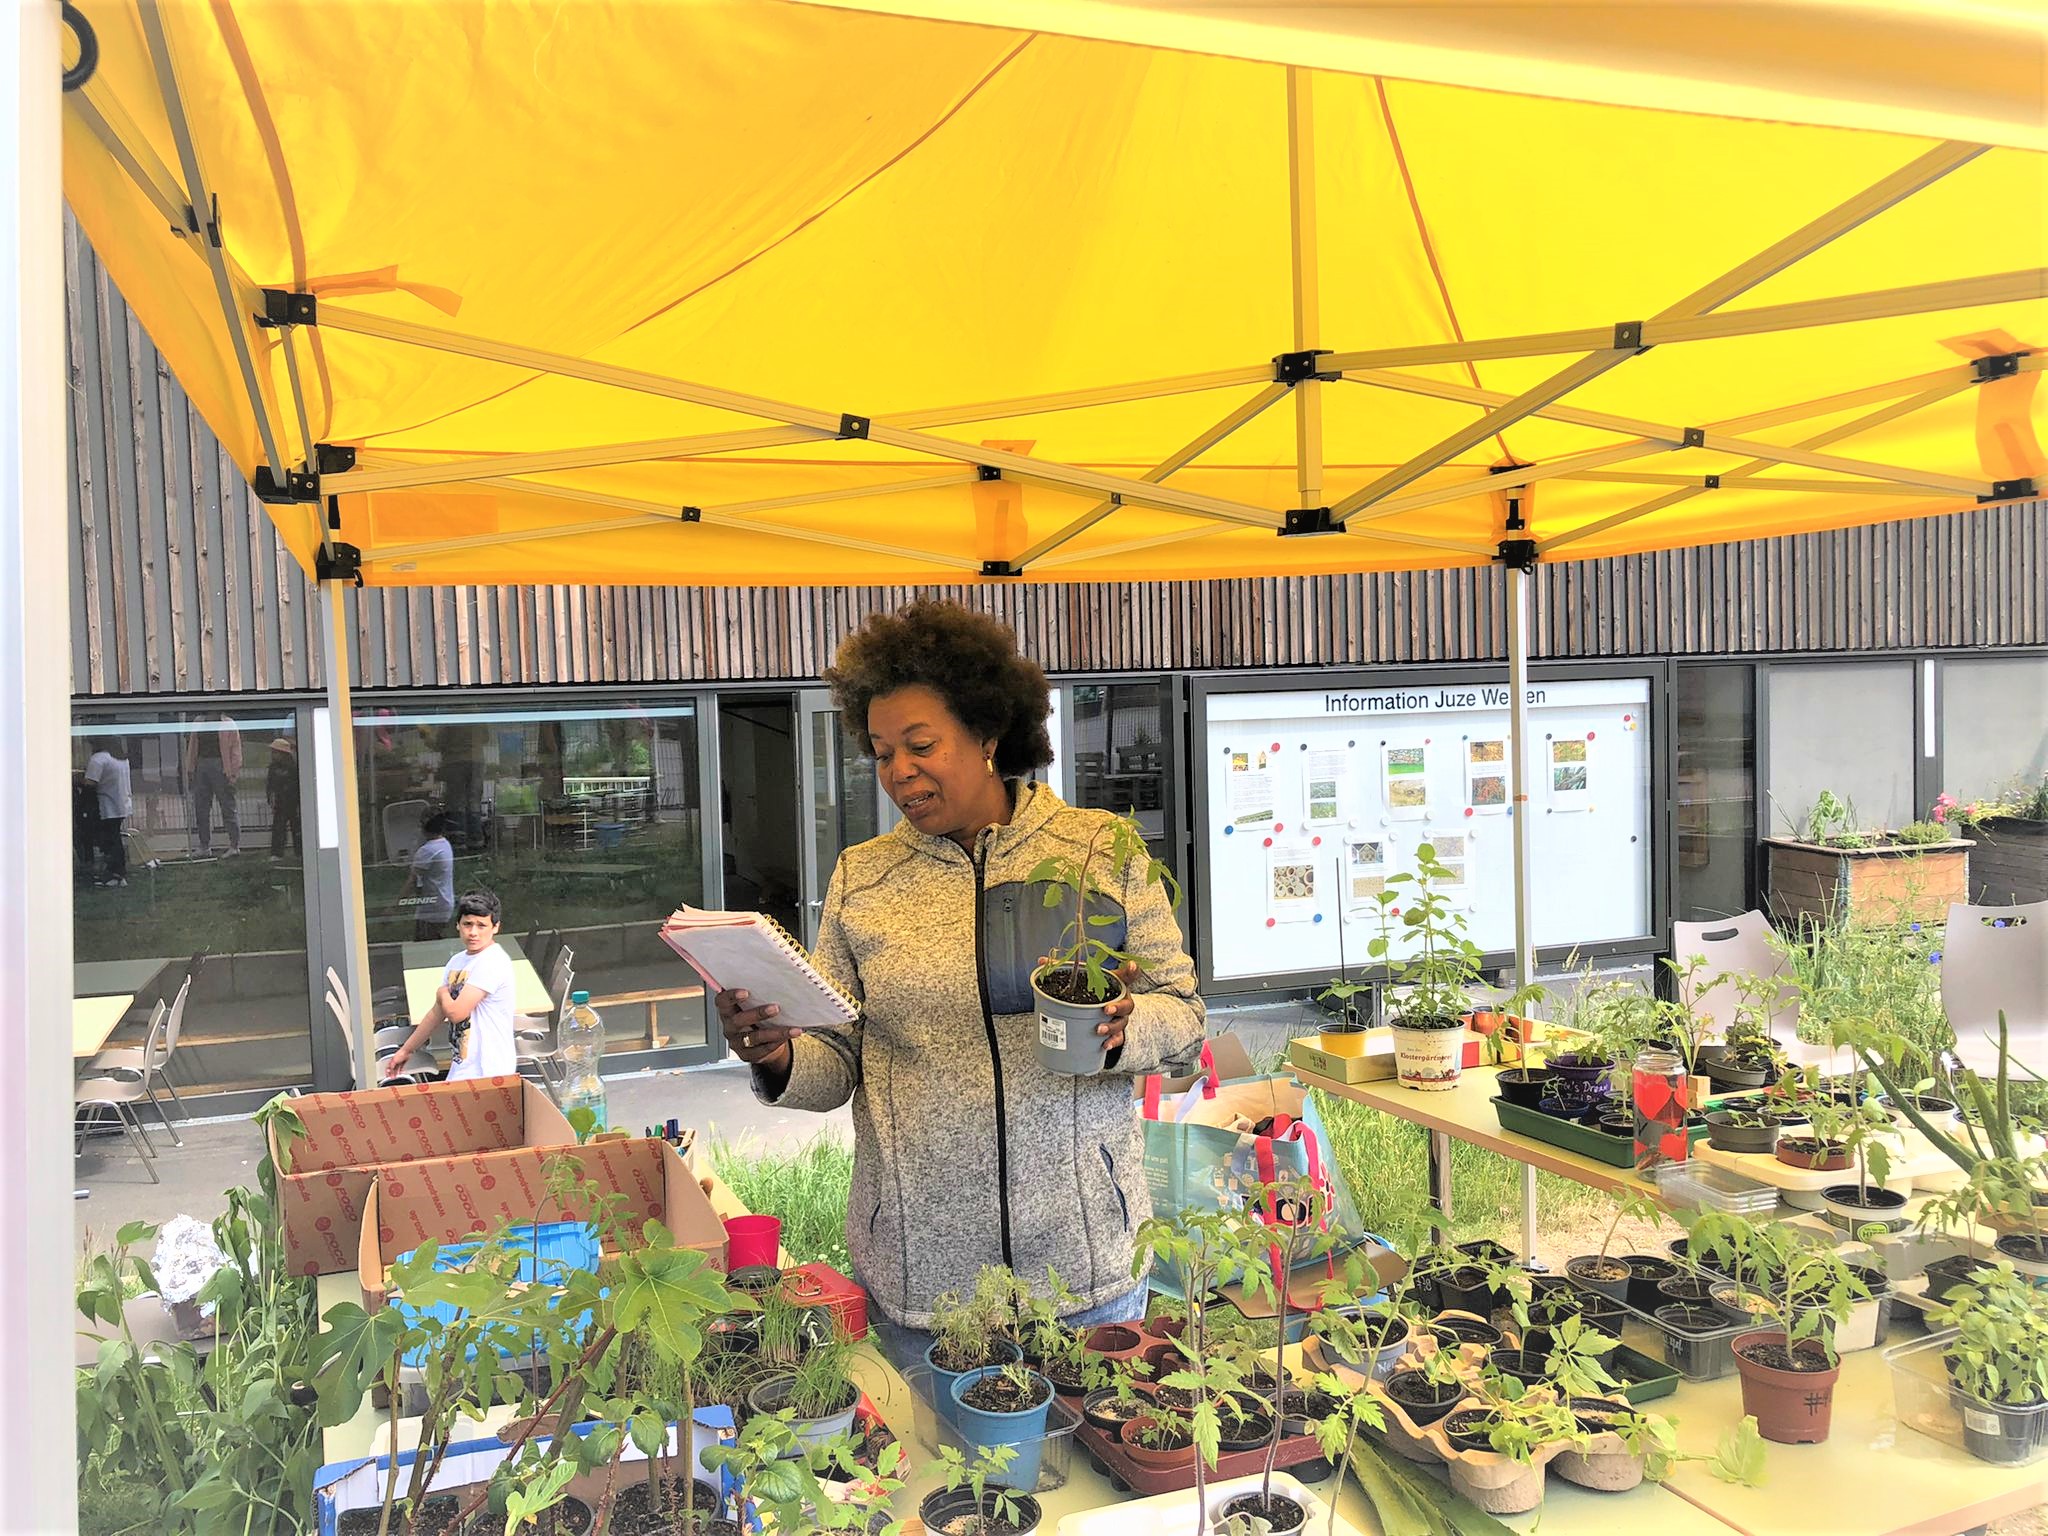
972,834,1016,1268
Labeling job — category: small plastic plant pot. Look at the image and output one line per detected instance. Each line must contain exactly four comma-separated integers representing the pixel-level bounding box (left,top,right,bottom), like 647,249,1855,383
1384,1370,1465,1427
1954,1388,2048,1466
1436,1265,1495,1316
1216,1490,1309,1536
1994,1234,2048,1279
1775,1137,1850,1173
1030,968,1122,1076
1655,1274,1718,1309
1486,1348,1547,1388
1080,1388,1144,1436
917,1486,1043,1536
1708,1281,1774,1329
1922,1254,1987,1305
924,1337,1022,1426
1620,1255,1680,1313
1550,1052,1613,1087
1216,1394,1277,1452
1117,1415,1197,1471
950,1366,1056,1493
1704,1111,1782,1155
1317,1020,1373,1059
1496,1068,1557,1108
745,1372,860,1459
1428,1311,1504,1351
1732,1329,1841,1445
1819,1184,1909,1234
1564,1255,1632,1304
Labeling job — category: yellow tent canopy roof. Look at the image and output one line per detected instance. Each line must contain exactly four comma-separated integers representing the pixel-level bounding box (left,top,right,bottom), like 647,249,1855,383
61,0,2048,587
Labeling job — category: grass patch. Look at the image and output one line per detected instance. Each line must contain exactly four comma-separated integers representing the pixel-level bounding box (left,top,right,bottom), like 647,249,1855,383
708,1133,854,1275
1314,1089,1619,1254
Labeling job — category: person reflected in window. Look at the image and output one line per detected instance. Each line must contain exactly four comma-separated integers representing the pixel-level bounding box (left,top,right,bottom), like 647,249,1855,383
400,811,457,941
81,736,131,887
184,714,242,858
265,737,300,859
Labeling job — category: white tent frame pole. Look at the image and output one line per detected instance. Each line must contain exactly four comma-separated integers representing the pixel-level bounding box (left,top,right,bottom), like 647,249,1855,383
316,580,377,1087
1505,559,1539,1259
1329,141,1985,521
1321,266,2036,372
1287,66,1323,511
3,6,75,1526
135,0,291,484
339,426,831,495
1013,382,1290,567
317,302,1270,431
1558,473,1930,497
1344,439,1676,524
68,86,190,234
359,471,990,571
1537,375,1979,554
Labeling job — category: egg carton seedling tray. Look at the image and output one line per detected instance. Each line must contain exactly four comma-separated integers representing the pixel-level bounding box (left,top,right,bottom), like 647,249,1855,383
1692,1140,1945,1200
1076,1417,1337,1499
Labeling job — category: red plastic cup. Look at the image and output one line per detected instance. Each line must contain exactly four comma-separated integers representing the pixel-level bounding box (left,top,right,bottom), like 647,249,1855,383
723,1214,781,1269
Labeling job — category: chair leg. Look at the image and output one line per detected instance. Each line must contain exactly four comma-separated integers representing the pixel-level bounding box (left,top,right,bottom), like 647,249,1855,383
160,1072,194,1124
116,1105,160,1185
128,1101,161,1158
142,1079,184,1147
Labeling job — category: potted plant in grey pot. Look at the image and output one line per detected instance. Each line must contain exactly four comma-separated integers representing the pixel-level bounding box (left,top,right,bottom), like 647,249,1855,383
1930,1262,2048,1465
1027,810,1180,1076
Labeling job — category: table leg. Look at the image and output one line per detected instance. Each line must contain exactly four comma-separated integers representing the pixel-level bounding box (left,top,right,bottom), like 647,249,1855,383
1521,1162,1545,1270
1427,1128,1453,1242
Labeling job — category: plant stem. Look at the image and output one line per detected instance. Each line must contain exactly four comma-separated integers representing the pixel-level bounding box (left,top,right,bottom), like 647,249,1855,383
375,1357,402,1536
453,1327,617,1531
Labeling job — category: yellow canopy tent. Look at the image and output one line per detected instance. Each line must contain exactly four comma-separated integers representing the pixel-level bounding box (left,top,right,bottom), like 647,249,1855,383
52,0,2048,1078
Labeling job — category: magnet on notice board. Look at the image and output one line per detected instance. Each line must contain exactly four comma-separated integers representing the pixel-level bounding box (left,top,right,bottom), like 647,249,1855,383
1266,918,1277,928
1263,837,1273,847
1587,731,1597,741
1313,912,1324,924
1275,822,1285,832
1224,825,1234,836
1464,807,1474,818
1312,836,1322,847
1271,742,1281,753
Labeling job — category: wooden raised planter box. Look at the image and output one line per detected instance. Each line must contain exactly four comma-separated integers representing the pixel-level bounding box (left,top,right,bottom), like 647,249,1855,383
1763,836,1973,927
1964,816,2048,905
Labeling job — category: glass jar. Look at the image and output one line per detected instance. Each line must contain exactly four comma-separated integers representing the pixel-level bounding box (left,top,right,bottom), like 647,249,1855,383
1632,1047,1690,1172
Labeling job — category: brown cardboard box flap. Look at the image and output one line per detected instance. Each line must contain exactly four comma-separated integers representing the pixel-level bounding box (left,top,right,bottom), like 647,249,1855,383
272,1077,576,1276
1217,1244,1408,1318
1136,1033,1257,1102
359,1137,727,1307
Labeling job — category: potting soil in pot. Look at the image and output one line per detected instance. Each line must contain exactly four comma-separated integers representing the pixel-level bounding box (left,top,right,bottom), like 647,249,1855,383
1218,1490,1309,1534
607,1479,726,1536
339,1494,596,1536
920,1488,1043,1536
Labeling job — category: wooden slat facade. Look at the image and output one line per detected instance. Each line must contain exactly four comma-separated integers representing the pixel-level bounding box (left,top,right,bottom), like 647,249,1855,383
65,220,2048,699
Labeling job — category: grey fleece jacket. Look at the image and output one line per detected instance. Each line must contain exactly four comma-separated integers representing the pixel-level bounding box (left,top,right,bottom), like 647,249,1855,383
753,781,1206,1328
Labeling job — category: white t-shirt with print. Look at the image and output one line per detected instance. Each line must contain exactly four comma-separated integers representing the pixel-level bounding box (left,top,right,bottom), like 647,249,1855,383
441,941,518,1080
85,751,132,819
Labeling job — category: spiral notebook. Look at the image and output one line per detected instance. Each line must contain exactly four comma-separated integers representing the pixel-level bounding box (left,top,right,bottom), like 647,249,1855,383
658,906,858,1029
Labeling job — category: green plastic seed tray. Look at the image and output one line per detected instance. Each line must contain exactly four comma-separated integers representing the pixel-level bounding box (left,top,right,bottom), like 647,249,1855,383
1490,1096,1710,1169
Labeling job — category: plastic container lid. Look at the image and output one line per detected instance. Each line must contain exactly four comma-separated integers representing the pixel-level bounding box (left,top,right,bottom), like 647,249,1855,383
571,990,590,1005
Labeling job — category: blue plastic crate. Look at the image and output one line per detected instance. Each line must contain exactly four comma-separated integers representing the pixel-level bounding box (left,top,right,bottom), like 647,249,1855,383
393,1220,602,1369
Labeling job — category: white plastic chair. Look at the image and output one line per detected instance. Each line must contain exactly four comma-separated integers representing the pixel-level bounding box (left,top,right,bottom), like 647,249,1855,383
76,1009,165,1185
1941,900,2048,1074
1668,910,1823,1066
88,976,193,1145
382,799,430,865
324,989,361,1090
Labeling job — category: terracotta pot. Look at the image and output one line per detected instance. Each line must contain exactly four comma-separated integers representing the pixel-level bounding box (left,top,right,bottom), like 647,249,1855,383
1732,1329,1840,1444
1117,1415,1196,1470
1082,1324,1144,1362
1776,1137,1850,1173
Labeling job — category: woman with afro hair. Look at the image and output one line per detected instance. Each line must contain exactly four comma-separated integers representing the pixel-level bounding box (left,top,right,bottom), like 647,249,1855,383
719,599,1206,1363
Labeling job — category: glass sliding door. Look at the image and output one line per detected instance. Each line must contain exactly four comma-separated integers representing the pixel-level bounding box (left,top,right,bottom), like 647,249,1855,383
70,708,315,1097
798,690,883,949
1675,665,1757,923
352,697,714,1066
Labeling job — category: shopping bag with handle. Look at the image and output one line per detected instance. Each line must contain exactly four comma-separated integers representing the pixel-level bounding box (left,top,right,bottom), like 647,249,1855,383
1136,1036,1364,1295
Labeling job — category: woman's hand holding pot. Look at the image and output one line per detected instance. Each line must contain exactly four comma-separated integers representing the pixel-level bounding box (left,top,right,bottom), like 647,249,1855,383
1039,956,1140,1055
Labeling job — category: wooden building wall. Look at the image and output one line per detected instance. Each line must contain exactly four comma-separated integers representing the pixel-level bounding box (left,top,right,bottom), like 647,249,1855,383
66,219,2048,699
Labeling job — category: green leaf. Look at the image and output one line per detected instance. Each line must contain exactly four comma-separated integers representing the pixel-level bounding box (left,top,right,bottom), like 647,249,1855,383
310,1302,404,1425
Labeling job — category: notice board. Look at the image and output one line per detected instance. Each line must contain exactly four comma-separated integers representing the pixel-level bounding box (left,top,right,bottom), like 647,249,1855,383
1201,677,1653,983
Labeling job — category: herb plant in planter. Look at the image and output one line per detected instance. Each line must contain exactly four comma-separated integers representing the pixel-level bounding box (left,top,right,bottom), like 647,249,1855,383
1801,1080,1907,1231
1371,843,1539,1092
1028,811,1180,1075
1696,977,1786,1090
747,1318,863,1458
925,1269,1026,1417
919,1444,1041,1536
1704,1106,1783,1156
1930,1262,2048,1465
949,1360,1058,1494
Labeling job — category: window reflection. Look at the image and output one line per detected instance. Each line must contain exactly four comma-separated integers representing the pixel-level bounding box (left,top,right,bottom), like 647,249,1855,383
70,712,312,1095
1069,681,1175,872
355,702,709,1055
1676,666,1756,922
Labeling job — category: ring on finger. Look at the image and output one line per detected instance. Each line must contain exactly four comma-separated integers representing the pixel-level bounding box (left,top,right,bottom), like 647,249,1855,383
742,1032,751,1048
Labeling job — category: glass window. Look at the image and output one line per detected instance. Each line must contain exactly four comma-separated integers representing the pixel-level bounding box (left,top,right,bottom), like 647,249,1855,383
1068,680,1176,873
1676,665,1756,922
354,700,708,1061
1941,656,2048,802
71,709,313,1095
1766,662,1917,833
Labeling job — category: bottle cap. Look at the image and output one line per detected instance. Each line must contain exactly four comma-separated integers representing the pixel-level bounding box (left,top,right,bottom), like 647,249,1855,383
571,990,590,1005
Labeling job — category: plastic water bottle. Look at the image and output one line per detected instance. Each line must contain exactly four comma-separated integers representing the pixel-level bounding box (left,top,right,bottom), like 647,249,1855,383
557,990,608,1131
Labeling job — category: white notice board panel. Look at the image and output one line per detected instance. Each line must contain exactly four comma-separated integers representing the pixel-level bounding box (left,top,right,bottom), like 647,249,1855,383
1203,677,1653,983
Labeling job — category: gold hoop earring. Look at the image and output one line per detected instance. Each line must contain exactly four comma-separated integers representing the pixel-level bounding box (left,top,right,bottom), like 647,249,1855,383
985,755,995,777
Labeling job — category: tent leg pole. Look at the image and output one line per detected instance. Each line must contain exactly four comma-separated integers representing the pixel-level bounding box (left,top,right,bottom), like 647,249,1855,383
1286,65,1323,511
317,578,377,1089
1,5,75,1526
1507,563,1540,1262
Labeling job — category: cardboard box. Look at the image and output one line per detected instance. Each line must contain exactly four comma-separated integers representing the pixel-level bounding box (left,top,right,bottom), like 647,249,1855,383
1287,1033,1397,1084
357,1136,727,1307
270,1077,576,1277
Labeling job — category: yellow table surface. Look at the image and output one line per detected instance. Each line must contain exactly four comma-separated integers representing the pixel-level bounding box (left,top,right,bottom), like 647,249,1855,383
73,994,134,1059
398,934,554,1025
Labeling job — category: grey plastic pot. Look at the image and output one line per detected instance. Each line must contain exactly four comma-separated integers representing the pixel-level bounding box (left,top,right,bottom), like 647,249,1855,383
744,1372,859,1458
1031,968,1124,1075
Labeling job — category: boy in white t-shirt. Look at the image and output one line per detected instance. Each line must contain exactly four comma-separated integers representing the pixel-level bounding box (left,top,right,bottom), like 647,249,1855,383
384,887,519,1082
